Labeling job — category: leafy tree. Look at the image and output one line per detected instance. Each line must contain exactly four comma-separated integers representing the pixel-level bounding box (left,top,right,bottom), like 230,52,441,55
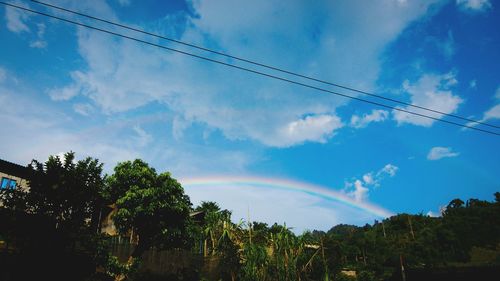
447,198,465,209
195,201,222,214
105,159,192,266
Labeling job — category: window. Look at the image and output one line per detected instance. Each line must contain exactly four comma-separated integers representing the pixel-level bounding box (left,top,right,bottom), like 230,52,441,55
0,177,8,189
1,177,17,189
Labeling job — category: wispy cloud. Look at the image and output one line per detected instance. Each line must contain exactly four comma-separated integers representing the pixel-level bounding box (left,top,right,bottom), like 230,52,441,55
427,146,460,160
344,164,399,202
47,72,85,101
29,41,47,48
44,0,441,148
29,23,47,49
440,30,456,59
465,86,500,128
350,109,389,128
5,0,30,33
73,103,94,116
132,125,153,148
0,65,258,176
480,104,500,121
380,164,399,177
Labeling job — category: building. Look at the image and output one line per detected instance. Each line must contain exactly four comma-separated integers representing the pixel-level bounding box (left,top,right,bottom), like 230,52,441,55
0,159,29,191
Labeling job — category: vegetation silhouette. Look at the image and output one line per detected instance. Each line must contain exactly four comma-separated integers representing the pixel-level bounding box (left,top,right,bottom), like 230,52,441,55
0,152,499,281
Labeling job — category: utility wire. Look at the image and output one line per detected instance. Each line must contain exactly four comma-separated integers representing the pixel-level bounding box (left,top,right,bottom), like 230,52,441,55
29,0,500,130
1,1,499,136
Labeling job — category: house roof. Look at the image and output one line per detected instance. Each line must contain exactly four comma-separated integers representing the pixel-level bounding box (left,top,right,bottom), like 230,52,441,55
189,210,206,223
0,159,30,179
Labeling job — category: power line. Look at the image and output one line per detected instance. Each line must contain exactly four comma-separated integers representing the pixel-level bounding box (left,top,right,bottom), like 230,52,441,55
29,0,500,130
1,1,499,136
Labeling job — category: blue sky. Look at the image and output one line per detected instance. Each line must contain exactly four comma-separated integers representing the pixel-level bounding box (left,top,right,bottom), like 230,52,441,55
1,0,499,232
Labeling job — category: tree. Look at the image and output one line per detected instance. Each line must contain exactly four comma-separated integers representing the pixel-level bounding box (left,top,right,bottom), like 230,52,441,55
106,159,192,264
447,198,465,209
2,152,105,232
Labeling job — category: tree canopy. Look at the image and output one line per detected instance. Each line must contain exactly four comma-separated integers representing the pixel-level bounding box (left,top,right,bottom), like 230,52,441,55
106,159,193,259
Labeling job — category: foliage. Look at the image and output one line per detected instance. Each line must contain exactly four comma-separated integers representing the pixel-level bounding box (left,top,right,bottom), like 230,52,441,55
1,151,499,280
0,152,106,280
1,152,105,234
106,159,193,259
186,193,500,281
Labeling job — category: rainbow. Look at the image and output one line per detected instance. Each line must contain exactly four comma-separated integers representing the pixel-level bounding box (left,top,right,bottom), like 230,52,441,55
180,175,394,218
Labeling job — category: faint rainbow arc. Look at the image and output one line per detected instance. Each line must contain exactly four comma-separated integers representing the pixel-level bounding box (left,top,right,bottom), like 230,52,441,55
179,176,394,218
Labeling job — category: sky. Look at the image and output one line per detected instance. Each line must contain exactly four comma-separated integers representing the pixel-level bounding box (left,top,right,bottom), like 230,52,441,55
0,0,499,232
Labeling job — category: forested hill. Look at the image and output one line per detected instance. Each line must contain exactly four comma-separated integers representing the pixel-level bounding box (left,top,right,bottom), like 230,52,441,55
304,193,500,280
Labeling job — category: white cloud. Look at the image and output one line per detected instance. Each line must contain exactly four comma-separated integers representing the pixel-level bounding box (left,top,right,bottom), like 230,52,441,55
0,67,261,182
481,87,500,121
456,0,492,12
344,163,398,202
427,146,460,160
362,173,374,185
393,72,463,127
380,164,399,177
275,114,343,147
481,104,500,120
0,87,139,169
351,179,370,202
350,109,389,128
5,0,30,33
0,84,255,176
47,0,441,147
